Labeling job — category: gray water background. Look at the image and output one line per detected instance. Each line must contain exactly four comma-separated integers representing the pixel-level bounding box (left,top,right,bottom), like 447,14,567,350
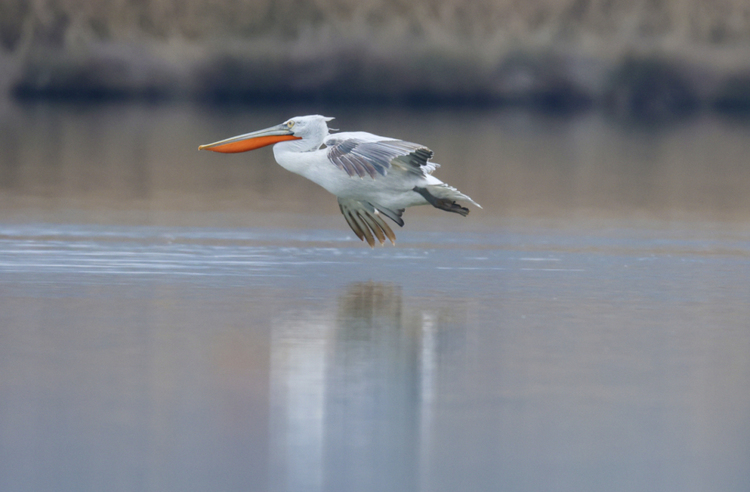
1,102,749,492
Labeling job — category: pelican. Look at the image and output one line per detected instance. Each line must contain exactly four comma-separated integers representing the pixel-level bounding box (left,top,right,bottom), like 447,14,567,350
199,115,480,246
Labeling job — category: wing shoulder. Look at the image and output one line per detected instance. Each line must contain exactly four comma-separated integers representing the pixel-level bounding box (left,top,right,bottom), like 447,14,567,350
324,133,435,178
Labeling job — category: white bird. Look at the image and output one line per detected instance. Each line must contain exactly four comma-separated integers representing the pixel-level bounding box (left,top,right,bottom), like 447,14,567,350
199,115,480,246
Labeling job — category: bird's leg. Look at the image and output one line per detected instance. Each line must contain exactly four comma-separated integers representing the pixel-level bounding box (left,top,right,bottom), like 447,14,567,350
413,187,470,216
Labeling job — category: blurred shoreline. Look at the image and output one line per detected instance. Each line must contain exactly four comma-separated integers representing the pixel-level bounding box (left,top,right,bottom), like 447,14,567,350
2,0,750,119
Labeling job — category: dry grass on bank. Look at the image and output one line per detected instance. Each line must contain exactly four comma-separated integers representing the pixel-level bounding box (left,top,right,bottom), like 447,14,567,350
2,0,750,117
4,0,750,50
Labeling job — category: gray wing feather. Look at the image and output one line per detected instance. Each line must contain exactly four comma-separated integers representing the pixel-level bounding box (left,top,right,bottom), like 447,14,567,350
338,198,405,246
326,137,434,178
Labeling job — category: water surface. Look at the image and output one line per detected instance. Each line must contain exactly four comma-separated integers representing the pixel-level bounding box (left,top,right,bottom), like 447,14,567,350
1,103,750,492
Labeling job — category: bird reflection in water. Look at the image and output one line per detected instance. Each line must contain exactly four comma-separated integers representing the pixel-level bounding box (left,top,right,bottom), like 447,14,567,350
269,282,438,492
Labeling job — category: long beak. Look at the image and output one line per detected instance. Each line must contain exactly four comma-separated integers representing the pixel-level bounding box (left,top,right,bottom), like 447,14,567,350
198,124,301,153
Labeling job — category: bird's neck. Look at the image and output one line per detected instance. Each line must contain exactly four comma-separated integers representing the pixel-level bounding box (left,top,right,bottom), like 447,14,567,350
273,136,322,154
273,133,323,161
272,138,324,176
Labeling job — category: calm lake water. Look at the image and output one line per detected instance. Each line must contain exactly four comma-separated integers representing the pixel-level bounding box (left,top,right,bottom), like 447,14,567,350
1,101,750,492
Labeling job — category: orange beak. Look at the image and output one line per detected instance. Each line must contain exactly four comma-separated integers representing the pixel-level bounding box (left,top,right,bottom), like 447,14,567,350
199,124,301,153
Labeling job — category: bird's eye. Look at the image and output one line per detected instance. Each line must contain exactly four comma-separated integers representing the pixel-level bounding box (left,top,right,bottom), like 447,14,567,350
287,121,295,128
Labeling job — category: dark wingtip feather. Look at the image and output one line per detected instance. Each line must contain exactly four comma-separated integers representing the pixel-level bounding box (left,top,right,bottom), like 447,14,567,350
338,198,405,246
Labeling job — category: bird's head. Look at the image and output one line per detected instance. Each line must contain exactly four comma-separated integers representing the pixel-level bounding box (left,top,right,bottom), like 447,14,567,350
199,115,334,153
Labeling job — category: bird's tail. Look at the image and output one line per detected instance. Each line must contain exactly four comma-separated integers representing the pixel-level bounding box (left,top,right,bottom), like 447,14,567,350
413,185,482,216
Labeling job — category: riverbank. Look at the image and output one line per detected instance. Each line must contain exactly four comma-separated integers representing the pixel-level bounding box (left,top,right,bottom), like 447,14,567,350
2,0,750,118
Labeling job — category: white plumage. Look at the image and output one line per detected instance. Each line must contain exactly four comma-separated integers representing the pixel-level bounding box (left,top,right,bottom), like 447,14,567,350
200,115,480,246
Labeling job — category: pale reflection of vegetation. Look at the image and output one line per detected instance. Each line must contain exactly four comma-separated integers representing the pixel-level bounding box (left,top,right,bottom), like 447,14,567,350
4,105,750,225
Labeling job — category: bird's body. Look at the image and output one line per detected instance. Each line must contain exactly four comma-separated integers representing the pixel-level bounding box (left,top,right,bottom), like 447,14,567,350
199,115,480,246
274,131,445,210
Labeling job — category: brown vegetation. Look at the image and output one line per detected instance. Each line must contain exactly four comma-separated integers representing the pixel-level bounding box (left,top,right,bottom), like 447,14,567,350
2,0,750,117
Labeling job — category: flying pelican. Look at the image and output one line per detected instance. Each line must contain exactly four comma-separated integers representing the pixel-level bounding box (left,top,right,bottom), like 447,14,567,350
199,115,480,246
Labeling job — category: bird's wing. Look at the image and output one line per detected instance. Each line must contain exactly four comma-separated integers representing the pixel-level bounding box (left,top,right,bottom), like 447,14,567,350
338,197,405,247
324,133,437,179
